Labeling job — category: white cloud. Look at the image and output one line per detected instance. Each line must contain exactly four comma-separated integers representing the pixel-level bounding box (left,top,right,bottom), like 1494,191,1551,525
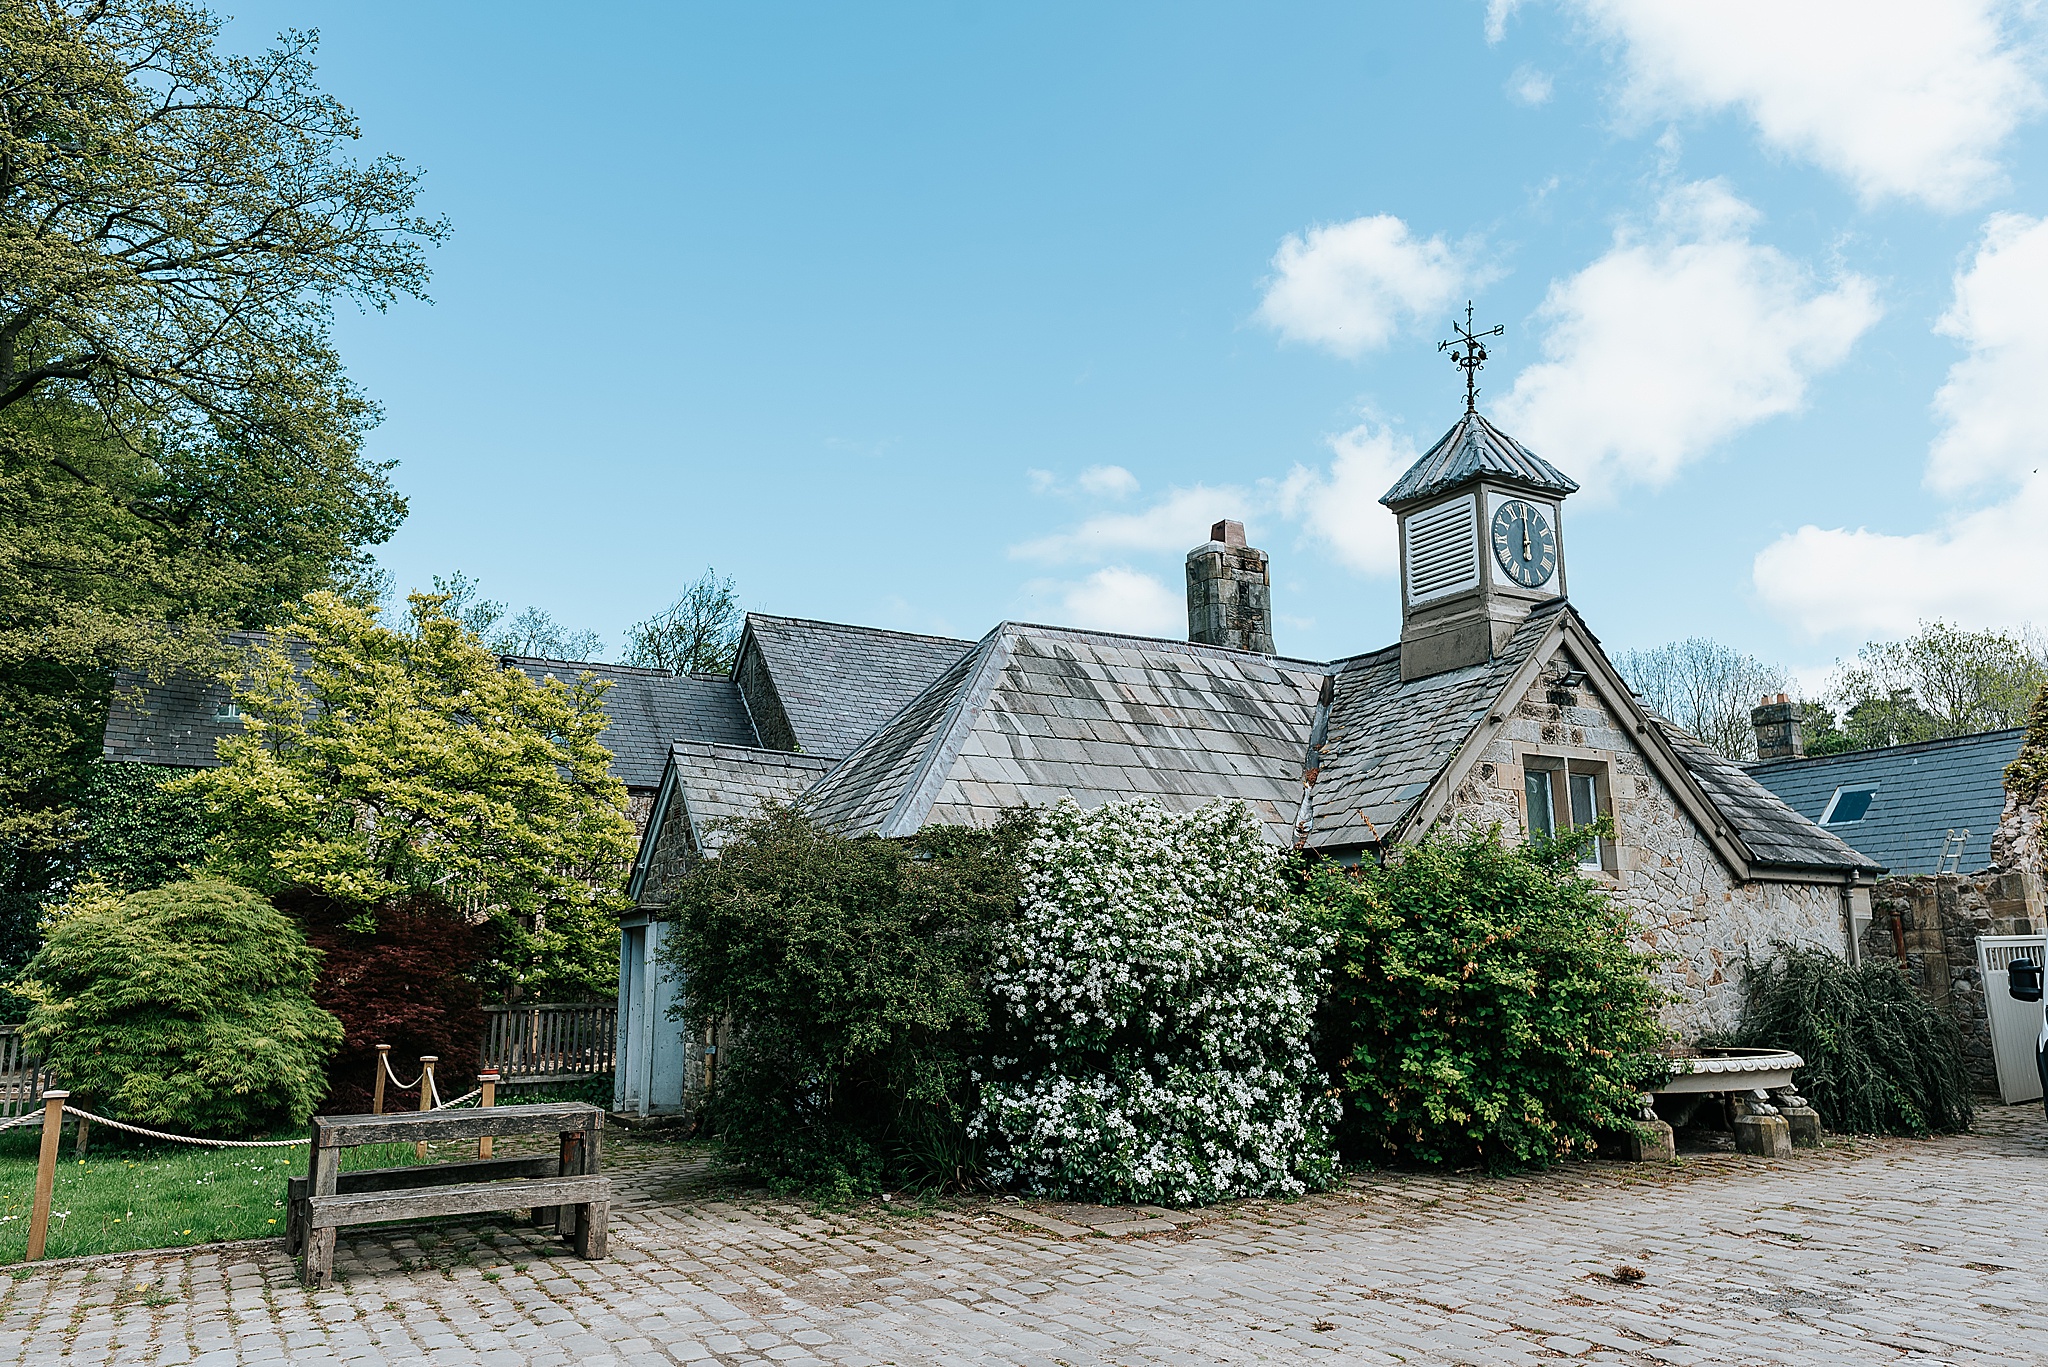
1257,215,1481,358
1485,0,1525,44
1077,464,1140,499
1753,480,2048,636
1560,0,2044,210
1507,64,1554,106
1032,567,1185,637
1496,180,1879,490
1275,422,1418,575
1754,211,2048,636
1011,484,1253,564
1929,213,2048,495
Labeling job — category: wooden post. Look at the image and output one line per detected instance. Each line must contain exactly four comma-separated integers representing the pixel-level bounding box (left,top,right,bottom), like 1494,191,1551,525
72,1114,90,1160
414,1056,437,1162
477,1070,498,1159
372,1044,390,1116
25,1090,67,1262
302,1120,341,1287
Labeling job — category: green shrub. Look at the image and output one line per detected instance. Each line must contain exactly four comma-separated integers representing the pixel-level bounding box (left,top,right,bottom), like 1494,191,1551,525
1305,823,1670,1172
21,877,342,1136
1727,943,1972,1135
662,805,1032,1199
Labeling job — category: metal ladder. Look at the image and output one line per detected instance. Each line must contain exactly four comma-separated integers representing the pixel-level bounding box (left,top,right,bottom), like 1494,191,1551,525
1937,828,1971,875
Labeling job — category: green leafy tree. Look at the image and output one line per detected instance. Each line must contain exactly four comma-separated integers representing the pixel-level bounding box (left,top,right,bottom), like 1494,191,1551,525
1305,822,1670,1172
20,877,342,1136
1828,621,2047,746
662,805,1032,1198
624,568,742,674
0,1,441,956
179,591,637,999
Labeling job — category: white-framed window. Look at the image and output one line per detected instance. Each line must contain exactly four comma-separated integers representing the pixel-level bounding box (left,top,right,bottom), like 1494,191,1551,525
1524,758,1612,872
213,699,241,722
1820,784,1878,825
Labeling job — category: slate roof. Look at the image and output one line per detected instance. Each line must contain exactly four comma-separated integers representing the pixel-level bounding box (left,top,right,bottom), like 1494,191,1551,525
1660,724,1886,875
1301,604,1562,850
500,657,757,790
101,633,296,769
1380,411,1580,508
738,614,976,760
1743,729,2023,875
660,741,834,855
801,623,1328,843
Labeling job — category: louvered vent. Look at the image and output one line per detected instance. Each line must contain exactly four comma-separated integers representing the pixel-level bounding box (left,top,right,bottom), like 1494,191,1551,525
1404,495,1479,604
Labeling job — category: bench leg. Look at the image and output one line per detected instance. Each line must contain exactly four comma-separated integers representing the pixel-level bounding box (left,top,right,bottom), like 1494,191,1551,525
573,1199,608,1259
303,1227,337,1288
284,1197,305,1258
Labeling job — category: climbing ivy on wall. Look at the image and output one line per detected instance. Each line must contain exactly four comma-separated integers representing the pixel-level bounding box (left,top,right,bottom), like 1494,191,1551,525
82,760,219,892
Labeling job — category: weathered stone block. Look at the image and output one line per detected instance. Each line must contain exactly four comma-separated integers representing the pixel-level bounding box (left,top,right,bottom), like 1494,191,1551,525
1618,1119,1675,1163
1732,1112,1792,1158
1779,1106,1822,1148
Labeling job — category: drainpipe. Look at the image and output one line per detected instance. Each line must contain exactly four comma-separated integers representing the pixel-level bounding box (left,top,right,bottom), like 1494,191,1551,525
1842,883,1859,967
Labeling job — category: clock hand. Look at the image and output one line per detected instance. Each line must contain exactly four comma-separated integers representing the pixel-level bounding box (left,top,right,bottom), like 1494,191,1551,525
1521,514,1531,559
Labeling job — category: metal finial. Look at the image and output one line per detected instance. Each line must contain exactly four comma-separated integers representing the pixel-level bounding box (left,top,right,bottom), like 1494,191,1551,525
1438,301,1504,414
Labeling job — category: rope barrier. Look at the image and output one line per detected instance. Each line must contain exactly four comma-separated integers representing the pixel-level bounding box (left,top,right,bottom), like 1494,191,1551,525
434,1088,482,1110
58,1104,310,1148
0,1110,42,1132
381,1053,425,1092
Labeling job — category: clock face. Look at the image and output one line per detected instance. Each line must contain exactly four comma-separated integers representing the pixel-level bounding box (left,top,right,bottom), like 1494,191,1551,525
1490,499,1557,589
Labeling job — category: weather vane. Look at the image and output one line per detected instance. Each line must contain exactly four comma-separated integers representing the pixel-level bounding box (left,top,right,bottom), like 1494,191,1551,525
1439,302,1504,414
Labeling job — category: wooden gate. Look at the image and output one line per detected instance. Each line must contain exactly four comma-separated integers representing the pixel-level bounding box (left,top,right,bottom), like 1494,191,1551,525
1978,934,2046,1105
0,1024,52,1117
480,1003,618,1086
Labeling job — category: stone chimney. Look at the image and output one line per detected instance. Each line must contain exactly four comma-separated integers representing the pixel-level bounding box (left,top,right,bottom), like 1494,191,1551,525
1751,693,1804,761
1186,520,1274,654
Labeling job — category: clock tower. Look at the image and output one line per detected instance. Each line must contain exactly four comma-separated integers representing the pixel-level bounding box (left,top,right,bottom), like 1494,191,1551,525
1382,410,1579,681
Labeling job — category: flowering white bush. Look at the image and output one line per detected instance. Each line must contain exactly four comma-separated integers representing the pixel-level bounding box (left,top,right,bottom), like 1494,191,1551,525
971,799,1336,1205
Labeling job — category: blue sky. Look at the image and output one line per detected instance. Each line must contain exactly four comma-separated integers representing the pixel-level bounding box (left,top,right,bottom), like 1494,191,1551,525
222,2,2048,685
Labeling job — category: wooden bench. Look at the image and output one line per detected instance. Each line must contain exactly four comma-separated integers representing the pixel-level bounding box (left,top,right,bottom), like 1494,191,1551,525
296,1102,608,1287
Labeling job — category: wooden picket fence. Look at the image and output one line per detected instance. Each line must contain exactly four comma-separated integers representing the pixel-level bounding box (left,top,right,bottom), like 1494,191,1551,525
1,1024,52,1118
480,1003,616,1086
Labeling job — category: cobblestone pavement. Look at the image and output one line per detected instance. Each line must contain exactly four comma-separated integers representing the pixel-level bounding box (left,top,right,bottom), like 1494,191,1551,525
4,1106,2046,1366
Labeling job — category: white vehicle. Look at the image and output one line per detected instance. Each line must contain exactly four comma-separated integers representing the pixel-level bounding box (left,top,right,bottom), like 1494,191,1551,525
2010,956,2046,1117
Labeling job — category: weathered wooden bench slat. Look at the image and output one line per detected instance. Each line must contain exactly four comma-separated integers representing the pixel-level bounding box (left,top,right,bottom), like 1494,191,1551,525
286,1157,562,1256
306,1175,610,1228
287,1155,559,1202
312,1102,600,1148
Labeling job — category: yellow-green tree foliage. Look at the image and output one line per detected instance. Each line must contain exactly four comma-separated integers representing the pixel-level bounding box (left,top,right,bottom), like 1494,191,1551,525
181,592,638,999
22,877,342,1136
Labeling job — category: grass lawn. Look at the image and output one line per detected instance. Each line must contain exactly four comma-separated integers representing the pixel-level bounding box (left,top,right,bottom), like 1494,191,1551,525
0,1123,419,1265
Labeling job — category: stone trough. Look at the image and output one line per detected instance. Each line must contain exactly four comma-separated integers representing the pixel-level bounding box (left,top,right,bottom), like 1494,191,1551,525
1622,1047,1821,1161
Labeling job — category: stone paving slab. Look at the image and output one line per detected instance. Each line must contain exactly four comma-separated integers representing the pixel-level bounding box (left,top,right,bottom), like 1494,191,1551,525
4,1107,2046,1365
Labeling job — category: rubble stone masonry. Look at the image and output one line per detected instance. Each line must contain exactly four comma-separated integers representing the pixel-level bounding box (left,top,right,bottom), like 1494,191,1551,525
1444,670,1848,1038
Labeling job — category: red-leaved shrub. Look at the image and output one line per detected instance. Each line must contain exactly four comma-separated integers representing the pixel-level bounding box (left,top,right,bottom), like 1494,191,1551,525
282,892,489,1115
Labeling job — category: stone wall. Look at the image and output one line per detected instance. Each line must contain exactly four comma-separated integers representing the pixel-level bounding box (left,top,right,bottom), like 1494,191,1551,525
1861,870,2043,1095
1446,668,1849,1039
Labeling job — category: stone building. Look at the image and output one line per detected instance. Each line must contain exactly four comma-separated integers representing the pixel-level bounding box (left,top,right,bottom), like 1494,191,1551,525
1747,709,2048,1098
617,406,1881,1116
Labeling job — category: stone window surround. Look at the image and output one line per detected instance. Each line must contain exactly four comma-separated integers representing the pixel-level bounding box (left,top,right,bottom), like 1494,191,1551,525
1516,743,1619,877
